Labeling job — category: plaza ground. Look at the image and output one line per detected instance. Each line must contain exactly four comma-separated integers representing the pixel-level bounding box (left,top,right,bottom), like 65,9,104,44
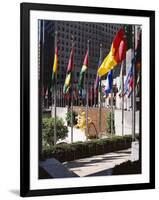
63,148,131,177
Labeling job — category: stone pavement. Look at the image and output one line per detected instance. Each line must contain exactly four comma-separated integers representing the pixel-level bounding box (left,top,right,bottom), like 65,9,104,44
63,148,131,177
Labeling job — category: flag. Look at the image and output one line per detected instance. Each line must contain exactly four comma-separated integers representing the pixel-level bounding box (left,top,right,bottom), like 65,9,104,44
134,31,141,96
124,31,141,98
124,63,133,97
52,46,58,81
98,28,127,77
63,48,74,94
136,73,140,96
103,70,113,95
94,57,102,90
135,32,141,72
78,50,88,91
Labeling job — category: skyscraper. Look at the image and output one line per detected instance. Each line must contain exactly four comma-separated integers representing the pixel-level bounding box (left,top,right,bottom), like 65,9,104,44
39,20,124,90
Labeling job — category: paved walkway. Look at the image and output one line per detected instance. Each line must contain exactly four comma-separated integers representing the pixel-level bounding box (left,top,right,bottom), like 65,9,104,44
63,148,131,177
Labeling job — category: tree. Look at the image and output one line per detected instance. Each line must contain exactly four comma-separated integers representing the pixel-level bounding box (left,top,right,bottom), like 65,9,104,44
65,110,78,126
42,117,68,148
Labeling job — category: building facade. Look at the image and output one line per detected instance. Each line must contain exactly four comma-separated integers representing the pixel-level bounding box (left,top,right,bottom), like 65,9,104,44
40,20,126,87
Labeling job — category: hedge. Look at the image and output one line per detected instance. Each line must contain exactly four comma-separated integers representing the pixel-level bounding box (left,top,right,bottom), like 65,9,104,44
41,135,137,162
112,160,141,175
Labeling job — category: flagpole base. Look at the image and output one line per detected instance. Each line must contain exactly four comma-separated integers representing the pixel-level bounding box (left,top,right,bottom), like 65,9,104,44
131,140,139,162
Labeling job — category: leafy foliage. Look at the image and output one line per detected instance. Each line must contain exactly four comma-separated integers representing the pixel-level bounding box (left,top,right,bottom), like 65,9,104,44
112,160,141,175
42,135,134,162
65,110,78,126
42,117,68,149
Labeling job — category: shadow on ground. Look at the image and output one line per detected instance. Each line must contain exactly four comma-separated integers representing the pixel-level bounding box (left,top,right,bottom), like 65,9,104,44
64,154,128,169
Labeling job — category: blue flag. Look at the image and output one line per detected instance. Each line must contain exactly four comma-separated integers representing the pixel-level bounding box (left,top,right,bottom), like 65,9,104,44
104,70,113,95
124,64,133,95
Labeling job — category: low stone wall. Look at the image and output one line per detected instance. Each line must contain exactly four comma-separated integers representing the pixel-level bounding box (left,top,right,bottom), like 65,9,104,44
51,106,109,137
73,106,109,137
51,106,139,138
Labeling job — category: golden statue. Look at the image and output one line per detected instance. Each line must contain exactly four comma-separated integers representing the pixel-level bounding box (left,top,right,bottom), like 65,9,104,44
75,109,92,131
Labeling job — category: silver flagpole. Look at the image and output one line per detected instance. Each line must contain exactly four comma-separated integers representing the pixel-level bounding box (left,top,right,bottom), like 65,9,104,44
111,70,114,137
46,88,49,109
53,31,58,146
71,85,74,143
121,60,125,136
86,40,90,138
60,85,62,107
62,84,64,107
99,80,102,137
94,85,96,107
71,36,74,143
42,20,45,110
98,44,102,138
58,85,60,107
132,25,136,141
39,20,44,158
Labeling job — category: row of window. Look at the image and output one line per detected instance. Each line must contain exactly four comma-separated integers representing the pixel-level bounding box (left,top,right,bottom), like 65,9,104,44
56,22,121,32
56,28,118,38
56,72,96,80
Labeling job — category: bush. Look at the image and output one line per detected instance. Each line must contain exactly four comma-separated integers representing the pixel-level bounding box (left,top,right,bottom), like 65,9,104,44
112,160,141,175
65,110,78,126
42,135,134,162
42,117,68,149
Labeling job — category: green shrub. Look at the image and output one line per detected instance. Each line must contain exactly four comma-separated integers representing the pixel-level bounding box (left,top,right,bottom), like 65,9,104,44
65,110,78,126
112,160,141,175
42,135,135,162
42,117,68,149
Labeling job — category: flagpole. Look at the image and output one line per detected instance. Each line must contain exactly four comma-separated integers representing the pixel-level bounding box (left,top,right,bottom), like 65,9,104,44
70,35,74,143
91,85,93,107
99,80,102,137
132,25,136,141
42,21,45,110
60,85,62,107
98,44,102,138
61,85,63,107
111,71,114,137
86,40,90,138
46,88,49,109
53,31,58,146
121,60,125,136
39,20,44,159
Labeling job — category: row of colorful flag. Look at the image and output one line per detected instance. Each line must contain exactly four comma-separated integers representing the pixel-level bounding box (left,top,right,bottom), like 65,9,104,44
46,27,141,100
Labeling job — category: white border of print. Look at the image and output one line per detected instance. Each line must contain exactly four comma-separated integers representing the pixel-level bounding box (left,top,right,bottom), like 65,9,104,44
30,10,150,190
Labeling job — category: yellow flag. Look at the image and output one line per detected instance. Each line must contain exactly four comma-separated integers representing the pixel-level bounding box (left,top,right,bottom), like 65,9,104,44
98,28,126,77
52,47,58,80
97,48,117,77
53,53,57,73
